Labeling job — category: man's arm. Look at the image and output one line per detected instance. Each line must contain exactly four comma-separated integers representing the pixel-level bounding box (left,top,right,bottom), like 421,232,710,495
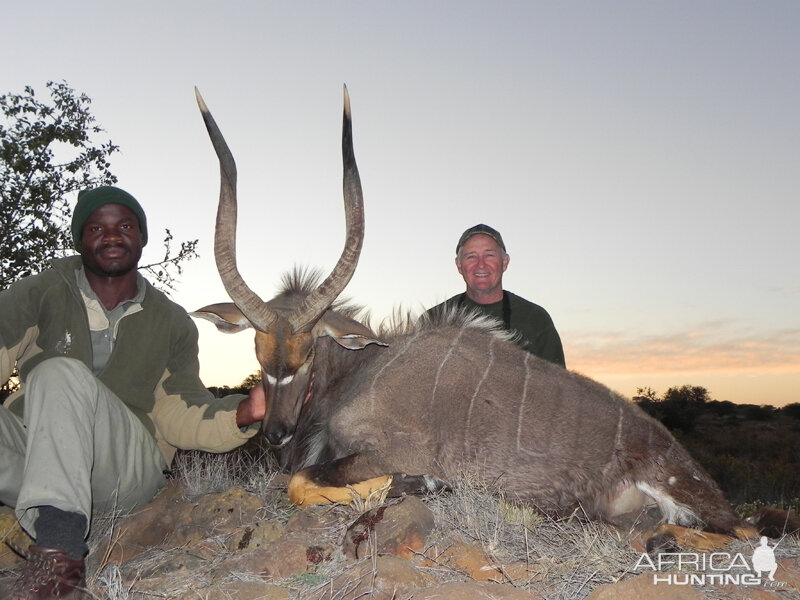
0,278,39,388
150,316,261,453
509,293,566,368
537,326,566,368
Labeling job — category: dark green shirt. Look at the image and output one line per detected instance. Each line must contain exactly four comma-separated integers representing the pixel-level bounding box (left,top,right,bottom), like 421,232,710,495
426,291,566,367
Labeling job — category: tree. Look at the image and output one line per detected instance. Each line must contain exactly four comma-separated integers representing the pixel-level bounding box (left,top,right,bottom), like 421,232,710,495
0,80,198,291
633,386,659,402
633,386,661,419
634,384,710,433
663,385,710,405
782,403,800,421
206,372,261,398
240,371,262,390
658,386,711,433
206,371,261,398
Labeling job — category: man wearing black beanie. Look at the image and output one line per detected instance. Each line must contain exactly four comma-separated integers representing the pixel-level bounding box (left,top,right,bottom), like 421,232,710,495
0,186,266,599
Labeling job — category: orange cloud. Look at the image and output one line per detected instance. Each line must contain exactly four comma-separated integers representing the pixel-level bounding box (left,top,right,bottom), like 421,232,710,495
564,325,800,378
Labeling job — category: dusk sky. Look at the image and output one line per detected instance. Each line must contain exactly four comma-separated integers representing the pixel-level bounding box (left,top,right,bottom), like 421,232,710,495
4,2,798,406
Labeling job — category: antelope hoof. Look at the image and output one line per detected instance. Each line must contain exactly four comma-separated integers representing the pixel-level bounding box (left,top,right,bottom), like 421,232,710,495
646,524,738,554
389,473,452,497
646,531,680,555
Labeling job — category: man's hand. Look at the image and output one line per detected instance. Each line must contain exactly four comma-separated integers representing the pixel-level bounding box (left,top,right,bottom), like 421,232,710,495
236,384,266,428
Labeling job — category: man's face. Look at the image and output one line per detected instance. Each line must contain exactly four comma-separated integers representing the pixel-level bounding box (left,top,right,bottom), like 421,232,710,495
455,234,509,298
80,203,145,277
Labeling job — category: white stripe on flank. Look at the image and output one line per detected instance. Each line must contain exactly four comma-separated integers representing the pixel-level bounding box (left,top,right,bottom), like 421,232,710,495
431,328,464,408
602,407,625,478
465,336,494,451
516,352,531,452
368,330,420,413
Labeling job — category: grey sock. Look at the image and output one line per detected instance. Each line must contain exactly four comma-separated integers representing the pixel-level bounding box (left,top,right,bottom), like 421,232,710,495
33,505,88,559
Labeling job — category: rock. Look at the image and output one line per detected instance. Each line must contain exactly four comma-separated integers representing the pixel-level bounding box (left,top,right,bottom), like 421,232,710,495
716,583,784,599
216,540,311,580
0,506,29,566
122,547,212,581
413,580,544,599
204,581,289,600
185,486,263,528
315,555,437,600
775,556,800,591
97,482,268,564
95,479,184,564
225,518,285,551
343,496,434,559
415,540,504,581
285,503,350,533
109,573,288,600
6,471,788,600
0,542,22,569
167,485,264,548
586,572,706,600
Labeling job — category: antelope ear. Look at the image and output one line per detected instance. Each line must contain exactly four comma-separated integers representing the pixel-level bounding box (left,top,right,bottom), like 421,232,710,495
191,302,253,333
331,334,388,350
319,312,387,350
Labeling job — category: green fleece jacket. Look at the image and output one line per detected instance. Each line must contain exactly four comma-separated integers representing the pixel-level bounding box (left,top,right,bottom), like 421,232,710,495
425,290,566,367
0,256,258,466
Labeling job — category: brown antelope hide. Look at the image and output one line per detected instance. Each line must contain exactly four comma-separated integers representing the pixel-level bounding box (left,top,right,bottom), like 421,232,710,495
192,86,755,550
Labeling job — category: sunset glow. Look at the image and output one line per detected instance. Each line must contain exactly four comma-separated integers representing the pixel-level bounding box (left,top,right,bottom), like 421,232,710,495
5,3,797,410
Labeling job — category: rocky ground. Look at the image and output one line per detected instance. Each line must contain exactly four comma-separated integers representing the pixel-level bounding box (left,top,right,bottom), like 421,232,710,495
1,450,799,599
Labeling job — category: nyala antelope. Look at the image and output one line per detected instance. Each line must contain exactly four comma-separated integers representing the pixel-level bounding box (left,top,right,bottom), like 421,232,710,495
192,86,756,551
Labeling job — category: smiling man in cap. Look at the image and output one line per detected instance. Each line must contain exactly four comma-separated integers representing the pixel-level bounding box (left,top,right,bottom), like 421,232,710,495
425,224,565,367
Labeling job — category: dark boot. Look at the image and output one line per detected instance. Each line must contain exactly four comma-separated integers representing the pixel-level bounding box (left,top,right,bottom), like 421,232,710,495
10,546,87,600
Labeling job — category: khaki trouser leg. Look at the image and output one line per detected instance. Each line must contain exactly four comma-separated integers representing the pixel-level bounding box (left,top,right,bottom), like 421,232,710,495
0,402,27,506
6,357,167,539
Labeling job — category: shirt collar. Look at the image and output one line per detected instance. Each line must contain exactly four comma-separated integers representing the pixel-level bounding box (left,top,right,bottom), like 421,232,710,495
75,266,146,311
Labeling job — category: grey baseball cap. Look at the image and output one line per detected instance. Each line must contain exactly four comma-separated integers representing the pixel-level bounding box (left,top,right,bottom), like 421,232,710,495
456,224,506,254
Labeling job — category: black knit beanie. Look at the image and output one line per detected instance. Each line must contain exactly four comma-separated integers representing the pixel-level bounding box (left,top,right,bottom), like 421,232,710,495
71,186,148,249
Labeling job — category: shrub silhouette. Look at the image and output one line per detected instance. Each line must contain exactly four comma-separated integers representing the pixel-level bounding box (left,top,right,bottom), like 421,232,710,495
636,386,800,507
781,403,800,421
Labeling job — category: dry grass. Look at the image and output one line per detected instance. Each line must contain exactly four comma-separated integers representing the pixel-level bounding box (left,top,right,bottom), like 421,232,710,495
175,446,280,500
423,473,642,598
5,450,797,600
90,451,643,599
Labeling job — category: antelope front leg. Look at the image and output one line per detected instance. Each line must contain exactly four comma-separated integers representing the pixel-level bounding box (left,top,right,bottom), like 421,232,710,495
287,454,451,507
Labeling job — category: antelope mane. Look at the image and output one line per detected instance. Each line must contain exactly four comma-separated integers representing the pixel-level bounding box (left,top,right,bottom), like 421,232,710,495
276,267,518,345
275,266,370,323
378,303,520,344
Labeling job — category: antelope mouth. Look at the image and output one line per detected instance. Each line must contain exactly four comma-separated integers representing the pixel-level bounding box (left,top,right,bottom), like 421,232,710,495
273,434,293,448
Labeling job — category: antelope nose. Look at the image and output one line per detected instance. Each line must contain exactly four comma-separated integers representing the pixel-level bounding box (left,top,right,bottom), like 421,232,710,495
263,425,292,448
